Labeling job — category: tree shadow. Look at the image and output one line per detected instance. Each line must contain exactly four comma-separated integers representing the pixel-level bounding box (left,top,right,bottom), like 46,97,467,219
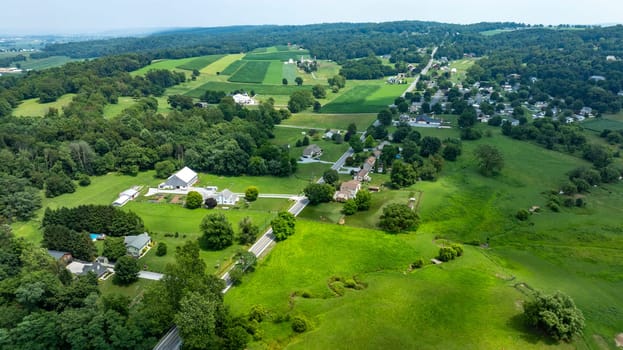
507,313,559,346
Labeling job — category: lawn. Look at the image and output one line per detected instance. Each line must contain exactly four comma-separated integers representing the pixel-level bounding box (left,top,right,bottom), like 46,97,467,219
125,199,288,274
225,220,558,350
99,278,155,303
281,113,376,131
12,93,76,117
271,127,348,162
176,54,225,71
228,61,271,83
11,171,160,243
198,173,310,194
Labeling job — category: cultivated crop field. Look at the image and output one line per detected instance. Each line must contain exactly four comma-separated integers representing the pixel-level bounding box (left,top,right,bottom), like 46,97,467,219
185,81,309,98
581,118,623,132
176,54,225,71
243,49,309,61
228,61,272,83
221,60,246,75
321,84,405,113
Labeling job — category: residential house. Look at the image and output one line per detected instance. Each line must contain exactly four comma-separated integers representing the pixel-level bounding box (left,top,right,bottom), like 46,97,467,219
363,156,376,172
124,233,152,258
232,93,256,105
355,169,371,182
302,144,322,159
334,180,361,202
580,107,593,116
47,250,72,264
195,102,209,108
215,189,239,205
112,188,139,207
66,257,114,279
159,167,198,190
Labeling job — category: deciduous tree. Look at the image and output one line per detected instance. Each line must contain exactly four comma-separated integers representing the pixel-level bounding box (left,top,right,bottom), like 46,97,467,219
199,214,234,250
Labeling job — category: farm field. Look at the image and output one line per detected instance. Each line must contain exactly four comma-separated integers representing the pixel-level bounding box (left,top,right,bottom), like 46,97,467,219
281,113,377,131
176,54,225,71
131,57,197,76
185,81,309,99
221,60,246,75
321,83,405,113
18,55,77,70
12,93,76,117
228,61,271,83
200,54,244,75
243,49,309,61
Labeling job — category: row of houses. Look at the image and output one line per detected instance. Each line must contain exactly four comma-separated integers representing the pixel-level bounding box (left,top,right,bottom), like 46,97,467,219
49,232,153,279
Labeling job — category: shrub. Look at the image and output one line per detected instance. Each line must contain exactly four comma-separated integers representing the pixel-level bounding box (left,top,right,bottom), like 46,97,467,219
516,209,530,221
185,191,203,209
249,305,269,323
342,199,357,215
156,242,167,256
78,175,91,187
244,186,259,202
451,243,464,257
438,246,457,262
412,258,425,269
547,201,560,212
575,197,586,207
291,316,308,333
563,197,575,207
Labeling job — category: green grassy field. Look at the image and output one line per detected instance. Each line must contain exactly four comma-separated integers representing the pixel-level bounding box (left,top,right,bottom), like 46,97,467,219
18,56,76,70
263,61,285,84
176,54,225,71
228,125,623,349
243,50,309,61
271,127,348,163
321,84,404,113
12,93,76,117
448,58,476,84
281,113,376,131
198,173,311,194
228,61,271,83
102,96,137,119
131,57,196,76
185,81,309,98
581,118,623,132
225,220,565,350
282,64,300,85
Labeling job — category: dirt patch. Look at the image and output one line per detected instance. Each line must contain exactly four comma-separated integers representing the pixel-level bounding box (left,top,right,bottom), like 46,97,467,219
615,333,623,347
170,195,182,204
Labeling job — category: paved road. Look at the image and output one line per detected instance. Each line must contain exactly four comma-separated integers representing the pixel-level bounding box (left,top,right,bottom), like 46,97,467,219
402,46,438,98
138,271,164,281
154,133,363,350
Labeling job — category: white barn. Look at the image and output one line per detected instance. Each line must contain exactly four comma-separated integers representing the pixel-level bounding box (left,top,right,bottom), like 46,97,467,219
159,167,198,190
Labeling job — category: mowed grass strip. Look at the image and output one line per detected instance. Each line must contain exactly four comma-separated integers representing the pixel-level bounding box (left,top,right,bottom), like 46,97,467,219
228,61,271,83
221,60,247,75
176,54,225,71
12,93,76,117
200,54,244,75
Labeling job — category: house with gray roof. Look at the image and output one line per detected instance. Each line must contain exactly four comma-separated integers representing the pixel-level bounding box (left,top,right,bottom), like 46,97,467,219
302,144,322,159
124,233,152,258
47,250,73,264
159,167,198,190
66,258,114,279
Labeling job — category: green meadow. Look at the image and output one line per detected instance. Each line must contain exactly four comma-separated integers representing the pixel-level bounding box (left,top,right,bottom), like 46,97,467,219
226,125,623,349
281,113,377,131
321,83,405,113
12,93,76,117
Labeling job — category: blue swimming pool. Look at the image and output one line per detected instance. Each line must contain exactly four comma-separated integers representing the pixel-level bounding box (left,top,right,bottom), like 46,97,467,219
90,233,99,241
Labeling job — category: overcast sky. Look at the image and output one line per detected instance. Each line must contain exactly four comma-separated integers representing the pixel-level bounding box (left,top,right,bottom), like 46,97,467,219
1,0,622,35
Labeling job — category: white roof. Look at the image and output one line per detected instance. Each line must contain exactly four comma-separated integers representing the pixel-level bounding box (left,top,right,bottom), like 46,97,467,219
173,167,198,184
120,189,139,197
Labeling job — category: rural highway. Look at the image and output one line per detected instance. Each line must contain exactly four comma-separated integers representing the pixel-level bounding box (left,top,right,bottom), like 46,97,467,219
401,46,438,97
